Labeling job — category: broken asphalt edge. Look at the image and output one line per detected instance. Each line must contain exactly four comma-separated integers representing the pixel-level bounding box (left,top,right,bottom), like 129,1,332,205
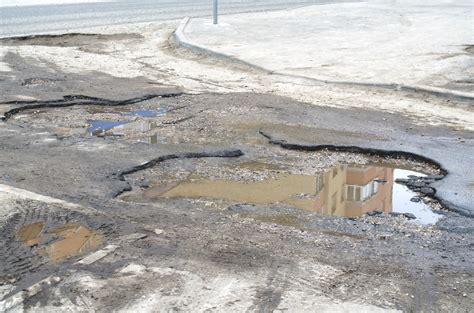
0,93,185,121
259,129,474,218
174,17,474,101
112,149,245,197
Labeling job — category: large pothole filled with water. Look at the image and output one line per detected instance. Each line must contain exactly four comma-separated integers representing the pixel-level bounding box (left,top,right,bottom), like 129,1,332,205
7,98,191,144
123,152,446,225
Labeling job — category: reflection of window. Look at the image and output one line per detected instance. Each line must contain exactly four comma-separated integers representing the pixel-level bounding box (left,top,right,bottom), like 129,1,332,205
332,167,338,178
331,193,337,213
315,173,324,194
347,186,355,201
346,181,379,202
374,178,379,193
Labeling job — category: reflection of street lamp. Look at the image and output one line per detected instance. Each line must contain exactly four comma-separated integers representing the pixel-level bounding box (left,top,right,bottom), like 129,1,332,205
213,0,218,25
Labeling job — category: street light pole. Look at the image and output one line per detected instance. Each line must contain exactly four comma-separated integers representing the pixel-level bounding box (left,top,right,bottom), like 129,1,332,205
213,0,218,24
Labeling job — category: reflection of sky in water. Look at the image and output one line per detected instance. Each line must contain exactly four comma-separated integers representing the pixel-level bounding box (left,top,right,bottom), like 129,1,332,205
87,120,155,136
393,169,441,225
87,120,129,135
122,108,167,118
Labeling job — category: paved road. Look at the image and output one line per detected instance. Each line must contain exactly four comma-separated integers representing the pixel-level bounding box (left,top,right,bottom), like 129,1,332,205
0,0,352,37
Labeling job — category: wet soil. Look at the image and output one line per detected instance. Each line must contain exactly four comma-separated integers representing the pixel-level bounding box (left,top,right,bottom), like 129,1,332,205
0,50,473,312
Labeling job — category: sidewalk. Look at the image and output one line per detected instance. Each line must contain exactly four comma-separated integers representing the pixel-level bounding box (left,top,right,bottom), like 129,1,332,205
179,0,474,97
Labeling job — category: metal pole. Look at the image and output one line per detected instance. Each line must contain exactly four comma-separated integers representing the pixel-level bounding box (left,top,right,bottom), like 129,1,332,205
213,0,218,25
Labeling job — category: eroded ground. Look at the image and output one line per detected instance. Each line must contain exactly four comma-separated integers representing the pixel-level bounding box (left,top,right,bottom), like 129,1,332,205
0,29,473,312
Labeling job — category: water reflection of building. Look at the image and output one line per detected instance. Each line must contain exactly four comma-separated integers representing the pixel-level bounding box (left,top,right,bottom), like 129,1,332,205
312,165,394,217
113,121,155,133
147,134,158,144
88,120,155,137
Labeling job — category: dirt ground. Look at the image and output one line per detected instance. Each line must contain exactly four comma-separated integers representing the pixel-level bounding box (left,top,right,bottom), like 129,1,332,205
0,27,473,312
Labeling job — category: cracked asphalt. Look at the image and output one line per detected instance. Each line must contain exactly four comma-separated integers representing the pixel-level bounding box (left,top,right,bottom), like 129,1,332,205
0,29,473,312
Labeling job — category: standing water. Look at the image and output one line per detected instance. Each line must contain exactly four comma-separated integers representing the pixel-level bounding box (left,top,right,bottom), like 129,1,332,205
145,164,442,224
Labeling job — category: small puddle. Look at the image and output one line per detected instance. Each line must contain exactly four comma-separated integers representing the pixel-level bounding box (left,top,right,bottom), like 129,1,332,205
17,222,103,262
146,164,442,224
87,120,156,137
86,108,165,137
17,222,44,247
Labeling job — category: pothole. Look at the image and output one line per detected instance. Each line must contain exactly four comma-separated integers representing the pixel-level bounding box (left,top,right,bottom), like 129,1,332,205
3,96,180,141
125,157,445,225
17,222,104,262
0,203,115,284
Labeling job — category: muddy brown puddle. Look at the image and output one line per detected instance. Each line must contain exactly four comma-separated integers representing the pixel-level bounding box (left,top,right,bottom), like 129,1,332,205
17,222,103,262
143,164,442,225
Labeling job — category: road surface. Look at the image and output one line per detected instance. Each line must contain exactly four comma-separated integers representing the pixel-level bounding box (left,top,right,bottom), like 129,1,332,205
0,0,352,37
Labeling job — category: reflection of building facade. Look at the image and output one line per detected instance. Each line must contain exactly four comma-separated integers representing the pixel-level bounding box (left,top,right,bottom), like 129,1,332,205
312,165,394,217
147,134,158,144
88,120,155,137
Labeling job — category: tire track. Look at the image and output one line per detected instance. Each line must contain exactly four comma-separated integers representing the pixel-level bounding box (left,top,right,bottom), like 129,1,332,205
0,200,115,283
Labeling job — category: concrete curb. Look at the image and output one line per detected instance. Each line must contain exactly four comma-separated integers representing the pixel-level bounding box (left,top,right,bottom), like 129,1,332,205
173,17,271,74
275,72,474,101
174,17,474,101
